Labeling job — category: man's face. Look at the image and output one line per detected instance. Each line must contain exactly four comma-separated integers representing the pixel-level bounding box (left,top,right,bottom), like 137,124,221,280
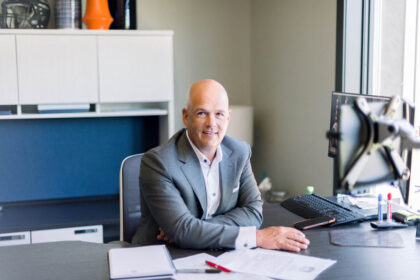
183,84,230,159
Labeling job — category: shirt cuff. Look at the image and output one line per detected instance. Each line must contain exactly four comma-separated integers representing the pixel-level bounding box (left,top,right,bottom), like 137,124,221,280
235,226,256,249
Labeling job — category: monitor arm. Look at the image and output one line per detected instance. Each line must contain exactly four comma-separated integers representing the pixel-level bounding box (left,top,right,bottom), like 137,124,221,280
340,97,374,189
341,96,419,190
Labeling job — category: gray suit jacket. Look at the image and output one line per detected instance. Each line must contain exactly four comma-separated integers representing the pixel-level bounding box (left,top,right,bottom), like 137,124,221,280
132,129,263,249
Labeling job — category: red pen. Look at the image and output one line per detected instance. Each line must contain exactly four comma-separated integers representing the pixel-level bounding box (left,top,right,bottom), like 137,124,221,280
387,193,392,221
205,260,232,273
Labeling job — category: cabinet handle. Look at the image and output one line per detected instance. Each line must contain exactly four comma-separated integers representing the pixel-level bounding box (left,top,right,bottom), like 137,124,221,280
0,234,25,241
74,228,98,235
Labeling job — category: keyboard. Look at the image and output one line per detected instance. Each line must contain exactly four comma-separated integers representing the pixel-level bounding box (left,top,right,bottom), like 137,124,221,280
281,194,365,226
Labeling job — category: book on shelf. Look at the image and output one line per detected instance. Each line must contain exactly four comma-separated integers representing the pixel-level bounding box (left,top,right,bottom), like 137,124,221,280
37,104,90,114
108,245,175,280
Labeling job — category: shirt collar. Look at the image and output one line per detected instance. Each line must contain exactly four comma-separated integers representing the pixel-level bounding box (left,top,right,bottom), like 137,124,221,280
186,130,223,165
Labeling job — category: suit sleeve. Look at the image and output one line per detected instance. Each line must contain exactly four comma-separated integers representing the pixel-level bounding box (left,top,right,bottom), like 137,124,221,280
140,151,239,250
206,145,263,227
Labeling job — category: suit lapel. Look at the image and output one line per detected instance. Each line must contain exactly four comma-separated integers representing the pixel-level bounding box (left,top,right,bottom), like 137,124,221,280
177,132,207,217
217,144,234,214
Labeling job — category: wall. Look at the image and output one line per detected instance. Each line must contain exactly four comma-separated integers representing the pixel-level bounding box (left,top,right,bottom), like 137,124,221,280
33,0,336,196
250,0,336,196
138,0,252,130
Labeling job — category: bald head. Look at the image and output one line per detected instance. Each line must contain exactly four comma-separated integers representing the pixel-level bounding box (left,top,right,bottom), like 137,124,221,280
187,79,229,110
183,79,230,161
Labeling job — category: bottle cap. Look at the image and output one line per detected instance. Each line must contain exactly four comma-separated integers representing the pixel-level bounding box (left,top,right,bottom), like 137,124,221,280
378,193,382,201
261,172,267,181
388,193,392,200
306,186,314,195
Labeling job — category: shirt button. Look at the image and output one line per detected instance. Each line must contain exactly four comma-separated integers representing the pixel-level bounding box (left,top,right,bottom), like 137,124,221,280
213,193,216,196
204,159,207,163
244,243,248,247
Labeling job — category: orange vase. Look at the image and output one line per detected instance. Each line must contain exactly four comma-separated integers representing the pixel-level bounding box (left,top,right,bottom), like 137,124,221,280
82,0,113,29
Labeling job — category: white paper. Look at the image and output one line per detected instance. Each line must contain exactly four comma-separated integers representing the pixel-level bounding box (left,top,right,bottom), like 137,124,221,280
213,248,336,280
173,253,270,280
108,245,175,279
347,196,378,209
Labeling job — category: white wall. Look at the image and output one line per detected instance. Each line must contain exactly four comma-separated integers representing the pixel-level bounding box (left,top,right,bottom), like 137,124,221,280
74,0,336,196
138,0,252,131
138,0,337,196
250,0,336,196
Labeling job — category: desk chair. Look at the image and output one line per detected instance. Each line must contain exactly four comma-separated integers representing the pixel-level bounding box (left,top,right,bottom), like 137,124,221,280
119,153,143,243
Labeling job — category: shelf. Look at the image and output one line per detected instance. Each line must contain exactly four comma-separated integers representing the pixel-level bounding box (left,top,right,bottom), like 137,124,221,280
0,30,174,138
0,29,173,36
0,109,168,120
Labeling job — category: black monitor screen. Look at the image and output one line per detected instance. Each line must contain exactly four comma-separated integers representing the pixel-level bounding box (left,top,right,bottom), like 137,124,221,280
0,116,159,204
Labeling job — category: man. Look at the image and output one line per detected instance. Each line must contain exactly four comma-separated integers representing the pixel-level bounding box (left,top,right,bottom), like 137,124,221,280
132,79,309,252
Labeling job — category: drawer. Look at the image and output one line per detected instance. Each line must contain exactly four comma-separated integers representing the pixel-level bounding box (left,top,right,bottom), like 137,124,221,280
0,231,30,246
31,225,103,244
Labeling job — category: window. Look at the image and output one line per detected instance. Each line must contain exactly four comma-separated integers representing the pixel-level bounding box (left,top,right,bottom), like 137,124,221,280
338,0,420,210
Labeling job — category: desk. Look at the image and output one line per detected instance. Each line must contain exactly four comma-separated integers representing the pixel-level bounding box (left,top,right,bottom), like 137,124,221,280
1,202,419,280
0,197,120,242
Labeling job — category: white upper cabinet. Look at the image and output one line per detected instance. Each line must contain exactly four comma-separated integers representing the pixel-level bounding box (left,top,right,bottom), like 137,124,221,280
0,35,18,105
16,35,98,104
98,35,173,103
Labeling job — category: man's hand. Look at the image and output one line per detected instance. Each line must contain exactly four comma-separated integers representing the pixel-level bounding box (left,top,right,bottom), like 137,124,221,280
256,226,310,252
156,227,172,243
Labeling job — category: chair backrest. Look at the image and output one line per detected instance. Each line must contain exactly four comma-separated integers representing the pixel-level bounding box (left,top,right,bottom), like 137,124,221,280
119,153,143,242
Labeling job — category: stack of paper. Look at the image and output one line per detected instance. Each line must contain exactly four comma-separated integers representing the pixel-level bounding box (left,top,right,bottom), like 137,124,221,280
108,245,175,279
173,249,336,280
214,248,336,280
174,253,270,280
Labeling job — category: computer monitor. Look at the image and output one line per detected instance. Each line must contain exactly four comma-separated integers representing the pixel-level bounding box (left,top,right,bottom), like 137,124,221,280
329,92,414,204
328,92,392,157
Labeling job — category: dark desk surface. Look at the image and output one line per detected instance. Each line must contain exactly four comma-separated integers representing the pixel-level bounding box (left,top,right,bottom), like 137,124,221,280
261,203,420,280
1,202,419,280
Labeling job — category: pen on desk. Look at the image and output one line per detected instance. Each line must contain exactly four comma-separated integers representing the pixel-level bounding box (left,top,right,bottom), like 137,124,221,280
378,194,383,222
177,269,221,274
205,260,232,273
387,193,392,221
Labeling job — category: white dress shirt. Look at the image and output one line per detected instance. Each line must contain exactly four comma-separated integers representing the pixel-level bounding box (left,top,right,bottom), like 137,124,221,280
186,132,256,249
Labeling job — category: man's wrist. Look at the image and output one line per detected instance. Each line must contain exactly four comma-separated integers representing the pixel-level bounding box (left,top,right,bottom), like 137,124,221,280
235,226,257,249
256,229,262,247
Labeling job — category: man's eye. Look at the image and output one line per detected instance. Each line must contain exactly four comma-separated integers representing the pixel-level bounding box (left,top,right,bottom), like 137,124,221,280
216,112,224,117
197,112,206,117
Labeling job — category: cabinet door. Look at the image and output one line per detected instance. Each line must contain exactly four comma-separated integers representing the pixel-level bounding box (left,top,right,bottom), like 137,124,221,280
98,35,173,103
0,35,18,105
16,35,98,104
31,225,103,244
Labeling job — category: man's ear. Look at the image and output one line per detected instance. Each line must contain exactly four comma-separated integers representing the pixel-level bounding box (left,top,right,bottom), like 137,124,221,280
227,108,231,122
182,108,188,126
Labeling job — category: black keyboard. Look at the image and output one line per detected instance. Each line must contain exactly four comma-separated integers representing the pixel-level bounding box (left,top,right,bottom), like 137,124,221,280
281,194,365,226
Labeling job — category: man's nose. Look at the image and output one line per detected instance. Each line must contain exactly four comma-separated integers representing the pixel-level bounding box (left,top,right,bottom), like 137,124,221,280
205,114,216,126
